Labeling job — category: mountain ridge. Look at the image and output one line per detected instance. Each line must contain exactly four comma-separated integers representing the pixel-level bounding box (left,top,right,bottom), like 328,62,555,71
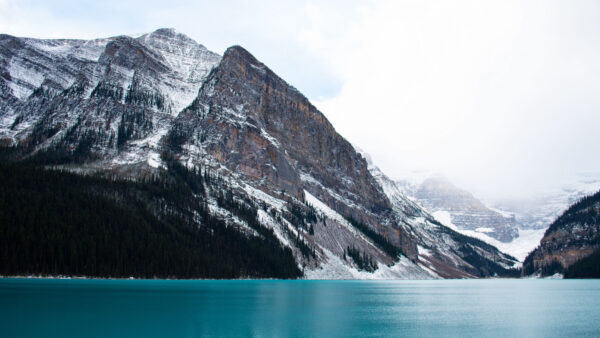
0,29,518,279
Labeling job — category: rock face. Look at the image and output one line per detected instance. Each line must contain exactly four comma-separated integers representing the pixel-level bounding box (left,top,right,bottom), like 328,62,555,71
170,46,388,212
0,29,518,279
0,28,220,165
523,190,600,276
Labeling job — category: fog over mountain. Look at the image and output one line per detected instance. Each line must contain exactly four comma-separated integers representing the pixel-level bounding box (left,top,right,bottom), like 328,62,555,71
307,1,600,201
3,1,600,201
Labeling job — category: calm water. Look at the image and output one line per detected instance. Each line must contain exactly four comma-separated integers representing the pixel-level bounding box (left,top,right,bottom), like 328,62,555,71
1,278,598,337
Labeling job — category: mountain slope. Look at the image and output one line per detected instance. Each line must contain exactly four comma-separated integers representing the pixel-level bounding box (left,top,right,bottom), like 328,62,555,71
0,29,518,279
523,190,600,277
371,167,518,277
0,28,220,167
0,159,301,278
396,175,518,243
393,170,600,261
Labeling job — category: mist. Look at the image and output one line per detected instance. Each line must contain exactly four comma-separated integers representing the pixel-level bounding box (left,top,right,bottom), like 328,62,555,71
307,0,600,200
2,0,600,200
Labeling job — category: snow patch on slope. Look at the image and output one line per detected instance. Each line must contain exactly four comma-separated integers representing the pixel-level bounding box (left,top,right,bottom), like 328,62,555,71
304,189,376,246
432,210,544,261
257,209,291,248
299,172,360,209
7,59,45,99
243,184,286,210
304,190,350,226
304,248,434,280
303,189,437,279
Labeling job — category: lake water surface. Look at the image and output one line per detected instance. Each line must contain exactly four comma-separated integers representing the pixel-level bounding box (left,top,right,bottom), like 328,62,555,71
1,278,598,337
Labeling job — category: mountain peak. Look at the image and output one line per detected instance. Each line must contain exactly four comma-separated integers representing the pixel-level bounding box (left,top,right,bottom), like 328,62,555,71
222,45,263,68
141,27,198,46
146,28,190,40
153,27,178,35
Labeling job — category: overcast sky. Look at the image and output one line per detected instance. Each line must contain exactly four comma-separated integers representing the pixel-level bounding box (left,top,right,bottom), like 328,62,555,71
2,0,600,200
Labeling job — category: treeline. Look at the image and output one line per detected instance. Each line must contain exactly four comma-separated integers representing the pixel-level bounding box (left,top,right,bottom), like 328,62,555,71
545,190,600,235
522,189,600,277
521,255,563,277
91,82,124,101
346,216,402,260
288,203,319,231
429,218,520,277
0,160,302,279
522,251,600,279
266,205,317,260
564,249,600,278
284,202,319,258
344,246,376,272
457,244,521,278
125,85,165,111
166,151,318,261
215,186,288,254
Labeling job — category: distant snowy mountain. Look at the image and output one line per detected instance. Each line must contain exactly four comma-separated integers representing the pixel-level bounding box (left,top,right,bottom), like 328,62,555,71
392,171,519,242
384,166,600,261
0,29,518,279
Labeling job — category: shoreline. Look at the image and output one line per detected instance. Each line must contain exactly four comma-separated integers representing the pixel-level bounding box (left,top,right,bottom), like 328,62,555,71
0,275,576,281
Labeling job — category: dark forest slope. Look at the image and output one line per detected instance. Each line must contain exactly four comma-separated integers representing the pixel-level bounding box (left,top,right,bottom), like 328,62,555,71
523,190,600,277
0,160,301,279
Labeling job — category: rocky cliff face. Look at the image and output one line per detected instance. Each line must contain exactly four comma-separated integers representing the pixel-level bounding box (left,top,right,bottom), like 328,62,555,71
523,190,600,276
0,29,518,279
0,28,219,163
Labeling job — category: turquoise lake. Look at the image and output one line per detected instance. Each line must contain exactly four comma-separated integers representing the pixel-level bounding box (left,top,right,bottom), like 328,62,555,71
1,278,599,337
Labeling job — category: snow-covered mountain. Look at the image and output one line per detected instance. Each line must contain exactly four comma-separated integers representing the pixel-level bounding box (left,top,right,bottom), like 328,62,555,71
399,175,518,242
385,166,600,261
0,29,518,279
0,28,220,167
391,170,521,249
